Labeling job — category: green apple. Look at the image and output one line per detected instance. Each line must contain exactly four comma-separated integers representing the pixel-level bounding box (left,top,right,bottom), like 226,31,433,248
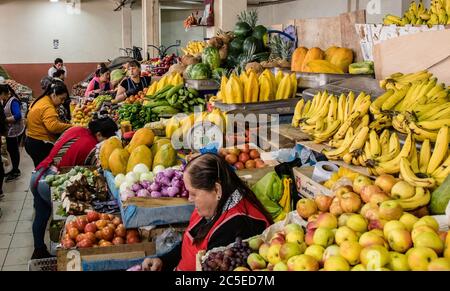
387,229,413,253
324,255,350,271
359,231,387,248
335,226,358,246
360,245,390,269
248,237,264,251
304,245,325,263
247,253,267,270
428,258,450,271
316,212,338,229
413,216,439,232
346,214,368,233
353,175,373,194
374,174,397,194
413,231,444,255
378,200,403,221
390,181,415,199
339,241,362,265
411,225,437,242
407,247,438,271
351,264,366,271
340,192,362,213
267,244,282,265
383,220,407,239
387,252,410,271
286,230,305,245
322,245,340,263
273,261,289,271
283,223,303,236
259,243,270,261
313,227,335,248
286,254,319,271
399,213,419,232
279,242,305,262
369,229,384,238
338,213,353,227
296,198,318,219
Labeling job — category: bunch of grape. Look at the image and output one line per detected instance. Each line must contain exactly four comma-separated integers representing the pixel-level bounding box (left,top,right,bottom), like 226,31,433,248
201,237,252,271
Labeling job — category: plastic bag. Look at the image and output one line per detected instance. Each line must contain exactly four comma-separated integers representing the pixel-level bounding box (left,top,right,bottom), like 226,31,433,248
156,228,182,256
251,171,283,219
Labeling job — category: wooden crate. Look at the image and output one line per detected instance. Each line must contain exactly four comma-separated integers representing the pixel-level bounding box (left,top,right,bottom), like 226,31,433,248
122,197,191,208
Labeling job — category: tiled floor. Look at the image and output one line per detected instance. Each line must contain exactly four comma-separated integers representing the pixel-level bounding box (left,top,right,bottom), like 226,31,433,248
0,149,50,271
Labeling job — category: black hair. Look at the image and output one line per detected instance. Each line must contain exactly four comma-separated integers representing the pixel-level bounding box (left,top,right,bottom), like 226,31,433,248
54,58,63,65
0,84,19,100
88,117,118,138
95,67,110,77
185,153,274,244
128,60,141,68
30,80,69,109
52,69,65,78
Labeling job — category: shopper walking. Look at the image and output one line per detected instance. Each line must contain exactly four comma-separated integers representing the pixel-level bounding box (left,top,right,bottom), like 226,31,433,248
141,153,272,271
48,58,67,79
29,117,118,259
0,84,25,182
25,81,72,167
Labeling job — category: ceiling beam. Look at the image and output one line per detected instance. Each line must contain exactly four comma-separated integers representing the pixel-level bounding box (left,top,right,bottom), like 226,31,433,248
248,0,298,7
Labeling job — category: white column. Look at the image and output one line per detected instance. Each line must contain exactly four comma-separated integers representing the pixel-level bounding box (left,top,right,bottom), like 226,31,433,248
142,0,160,59
206,0,247,38
122,6,132,50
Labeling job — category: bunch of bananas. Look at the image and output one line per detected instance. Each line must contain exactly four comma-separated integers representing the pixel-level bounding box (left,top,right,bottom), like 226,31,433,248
146,72,184,97
292,90,371,145
383,0,450,26
371,70,450,142
181,41,207,56
217,69,297,104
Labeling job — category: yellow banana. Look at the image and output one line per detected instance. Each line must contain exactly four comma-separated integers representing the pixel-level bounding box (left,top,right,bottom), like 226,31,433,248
381,85,411,111
349,126,369,154
334,112,360,140
323,128,354,160
427,126,449,174
379,129,390,156
409,122,439,142
419,139,431,174
395,187,430,211
370,89,395,115
369,130,381,157
292,99,305,128
313,120,342,143
374,133,413,175
354,114,370,135
337,93,346,123
400,157,436,188
290,73,298,98
409,141,420,173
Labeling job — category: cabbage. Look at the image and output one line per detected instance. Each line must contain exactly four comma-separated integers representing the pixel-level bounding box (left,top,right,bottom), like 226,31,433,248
125,172,139,184
133,164,150,177
140,172,155,183
121,189,135,201
114,174,126,188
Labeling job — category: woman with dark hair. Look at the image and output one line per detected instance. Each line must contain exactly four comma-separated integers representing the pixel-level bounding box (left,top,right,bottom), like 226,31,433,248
113,60,151,104
141,153,272,271
84,67,112,98
29,117,118,259
0,84,25,182
25,80,72,167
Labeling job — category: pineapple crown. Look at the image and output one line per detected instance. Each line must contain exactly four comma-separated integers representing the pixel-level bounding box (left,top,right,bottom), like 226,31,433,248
237,10,258,28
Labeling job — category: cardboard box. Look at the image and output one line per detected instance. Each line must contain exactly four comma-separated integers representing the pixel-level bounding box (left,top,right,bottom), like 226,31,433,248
293,166,331,199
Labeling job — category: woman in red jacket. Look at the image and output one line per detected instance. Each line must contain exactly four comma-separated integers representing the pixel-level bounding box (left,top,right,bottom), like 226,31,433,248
142,153,273,271
29,117,118,259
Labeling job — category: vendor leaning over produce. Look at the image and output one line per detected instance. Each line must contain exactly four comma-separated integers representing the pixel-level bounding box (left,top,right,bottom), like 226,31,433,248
29,117,118,259
141,153,272,271
25,80,72,167
84,66,112,98
0,84,25,182
112,60,151,104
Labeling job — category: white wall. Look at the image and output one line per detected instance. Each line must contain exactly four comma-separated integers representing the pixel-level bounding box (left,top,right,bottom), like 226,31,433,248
254,0,406,26
160,9,205,55
0,0,125,64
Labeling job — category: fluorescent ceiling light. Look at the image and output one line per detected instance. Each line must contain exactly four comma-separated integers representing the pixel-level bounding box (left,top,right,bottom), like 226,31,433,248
50,0,59,2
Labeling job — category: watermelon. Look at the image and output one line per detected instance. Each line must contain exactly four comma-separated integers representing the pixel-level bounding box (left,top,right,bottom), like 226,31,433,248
234,22,252,38
243,36,263,53
252,25,268,40
188,63,211,80
226,54,239,68
229,37,245,54
202,47,221,70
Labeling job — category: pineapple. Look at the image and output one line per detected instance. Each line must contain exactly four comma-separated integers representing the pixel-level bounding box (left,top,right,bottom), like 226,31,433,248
237,10,258,29
268,35,294,68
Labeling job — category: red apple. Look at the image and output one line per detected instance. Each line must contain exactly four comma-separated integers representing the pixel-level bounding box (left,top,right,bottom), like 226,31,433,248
315,194,333,212
353,175,373,194
360,185,384,203
375,175,397,195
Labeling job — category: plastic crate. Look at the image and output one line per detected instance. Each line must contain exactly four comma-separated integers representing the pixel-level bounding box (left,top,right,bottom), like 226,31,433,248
28,257,58,271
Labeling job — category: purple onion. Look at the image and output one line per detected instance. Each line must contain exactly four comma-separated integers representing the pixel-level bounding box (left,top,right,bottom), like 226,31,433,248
136,189,150,198
141,181,152,189
163,169,175,179
161,188,169,197
149,183,160,192
131,183,143,192
166,186,180,197
181,190,189,198
160,177,171,186
150,191,162,198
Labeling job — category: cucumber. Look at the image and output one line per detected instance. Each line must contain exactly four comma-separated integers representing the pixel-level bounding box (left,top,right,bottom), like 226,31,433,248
164,84,184,100
187,88,199,97
152,106,180,115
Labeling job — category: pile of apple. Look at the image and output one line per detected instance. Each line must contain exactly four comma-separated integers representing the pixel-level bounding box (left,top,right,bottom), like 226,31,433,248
219,144,265,170
60,211,141,249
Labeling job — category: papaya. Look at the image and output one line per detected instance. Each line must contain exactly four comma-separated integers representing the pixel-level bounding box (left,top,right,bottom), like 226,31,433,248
329,47,354,73
153,143,177,170
126,128,155,154
127,145,153,173
305,60,344,74
109,148,130,176
325,46,340,62
99,136,123,170
291,47,309,72
301,47,325,72
151,138,171,158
